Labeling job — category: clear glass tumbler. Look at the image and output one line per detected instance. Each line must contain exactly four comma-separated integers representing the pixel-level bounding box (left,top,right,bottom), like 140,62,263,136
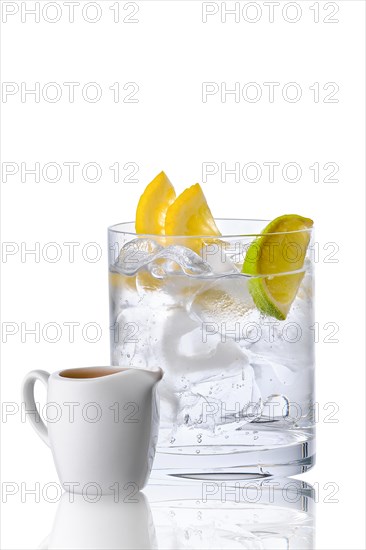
108,219,315,479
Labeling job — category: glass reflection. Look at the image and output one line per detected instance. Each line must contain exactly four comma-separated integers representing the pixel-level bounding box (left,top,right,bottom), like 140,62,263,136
146,478,315,549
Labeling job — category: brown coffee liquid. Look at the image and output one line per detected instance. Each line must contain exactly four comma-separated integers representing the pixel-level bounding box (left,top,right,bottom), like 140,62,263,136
59,367,124,379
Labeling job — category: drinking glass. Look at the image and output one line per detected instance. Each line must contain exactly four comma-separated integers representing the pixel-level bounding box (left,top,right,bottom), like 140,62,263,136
108,219,315,479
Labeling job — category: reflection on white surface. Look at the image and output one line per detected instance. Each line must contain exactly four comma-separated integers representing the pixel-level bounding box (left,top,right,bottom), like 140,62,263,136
41,478,315,549
40,491,157,549
146,478,315,550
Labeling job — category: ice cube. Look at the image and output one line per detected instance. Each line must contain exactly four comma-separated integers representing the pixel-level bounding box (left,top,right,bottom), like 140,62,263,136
177,327,222,359
249,353,313,421
149,245,213,277
249,354,296,395
161,310,253,384
189,276,261,341
109,272,140,319
111,305,167,368
176,392,215,429
247,294,314,370
131,245,212,307
201,242,239,275
114,238,163,276
135,270,178,307
189,358,262,426
163,341,263,431
158,379,181,426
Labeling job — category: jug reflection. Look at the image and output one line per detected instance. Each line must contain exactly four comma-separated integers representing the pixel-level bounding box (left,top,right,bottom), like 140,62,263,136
41,492,157,549
42,478,314,549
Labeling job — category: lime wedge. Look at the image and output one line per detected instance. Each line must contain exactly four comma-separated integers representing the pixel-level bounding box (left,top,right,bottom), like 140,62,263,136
242,215,313,320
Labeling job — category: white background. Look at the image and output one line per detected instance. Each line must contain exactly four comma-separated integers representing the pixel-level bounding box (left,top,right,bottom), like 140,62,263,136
1,1,365,549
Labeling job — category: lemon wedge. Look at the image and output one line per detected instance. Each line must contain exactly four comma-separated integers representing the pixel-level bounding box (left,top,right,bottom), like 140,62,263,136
135,171,176,234
165,183,220,237
242,214,313,320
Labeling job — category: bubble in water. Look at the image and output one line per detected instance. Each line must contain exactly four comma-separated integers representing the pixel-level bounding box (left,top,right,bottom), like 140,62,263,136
261,394,290,421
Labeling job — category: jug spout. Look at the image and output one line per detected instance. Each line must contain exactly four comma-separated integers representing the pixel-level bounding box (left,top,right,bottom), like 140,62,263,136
143,367,164,385
120,366,164,387
152,367,164,382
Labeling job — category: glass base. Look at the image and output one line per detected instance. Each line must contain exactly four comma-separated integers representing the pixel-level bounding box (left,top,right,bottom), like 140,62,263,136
152,439,315,481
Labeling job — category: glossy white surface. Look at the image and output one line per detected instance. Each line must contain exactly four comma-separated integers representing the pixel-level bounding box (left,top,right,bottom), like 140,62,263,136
40,492,156,550
1,1,365,548
38,479,315,550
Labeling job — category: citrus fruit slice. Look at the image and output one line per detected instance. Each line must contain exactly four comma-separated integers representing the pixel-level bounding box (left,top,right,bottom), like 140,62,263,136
165,183,221,236
242,214,313,320
135,171,176,234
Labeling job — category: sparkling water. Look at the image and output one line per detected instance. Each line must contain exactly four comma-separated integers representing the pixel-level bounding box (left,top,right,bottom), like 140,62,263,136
109,225,315,477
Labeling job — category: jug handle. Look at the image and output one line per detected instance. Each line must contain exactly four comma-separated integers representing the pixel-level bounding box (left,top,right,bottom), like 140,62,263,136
22,370,50,447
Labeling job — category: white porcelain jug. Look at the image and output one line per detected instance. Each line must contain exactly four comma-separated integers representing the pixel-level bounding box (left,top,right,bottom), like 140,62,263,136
22,366,163,495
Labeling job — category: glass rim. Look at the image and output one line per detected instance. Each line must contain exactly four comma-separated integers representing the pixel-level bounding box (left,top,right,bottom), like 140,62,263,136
108,218,314,238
